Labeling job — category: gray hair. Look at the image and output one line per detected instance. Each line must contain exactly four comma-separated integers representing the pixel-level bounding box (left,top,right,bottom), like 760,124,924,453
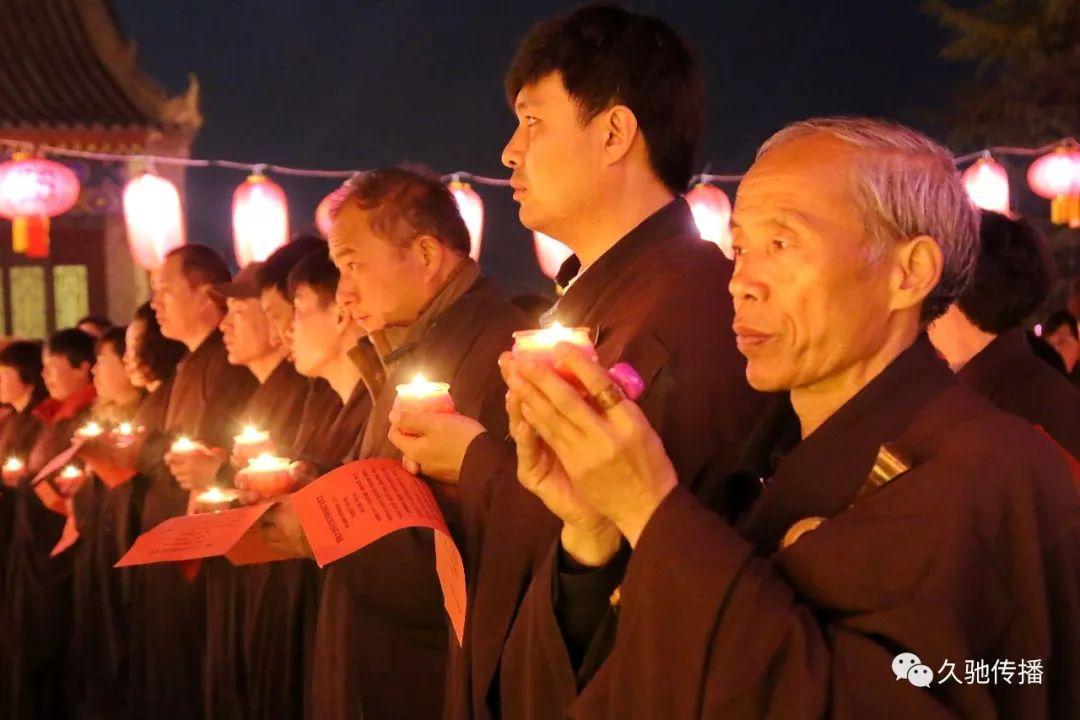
757,117,978,323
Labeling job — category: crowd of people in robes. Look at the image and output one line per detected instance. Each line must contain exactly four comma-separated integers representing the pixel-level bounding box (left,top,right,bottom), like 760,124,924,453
0,4,1078,719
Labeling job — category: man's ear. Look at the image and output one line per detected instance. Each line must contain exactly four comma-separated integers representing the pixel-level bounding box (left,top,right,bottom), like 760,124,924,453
415,235,447,280
600,104,640,167
890,234,944,315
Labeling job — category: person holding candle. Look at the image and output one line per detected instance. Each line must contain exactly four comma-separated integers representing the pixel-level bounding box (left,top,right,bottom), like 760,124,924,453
387,8,764,719
157,260,309,719
242,246,373,720
128,245,258,720
272,166,526,720
0,340,48,681
67,327,148,718
499,118,1080,718
1,328,97,719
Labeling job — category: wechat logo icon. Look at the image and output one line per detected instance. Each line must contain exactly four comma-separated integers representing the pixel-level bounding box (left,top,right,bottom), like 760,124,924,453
893,652,934,688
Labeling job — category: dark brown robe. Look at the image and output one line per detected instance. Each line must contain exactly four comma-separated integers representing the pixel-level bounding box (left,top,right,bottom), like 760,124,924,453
451,199,766,719
69,396,145,720
501,336,1080,719
1,385,96,720
128,330,257,720
310,273,526,720
957,327,1080,459
204,360,309,720
242,378,367,720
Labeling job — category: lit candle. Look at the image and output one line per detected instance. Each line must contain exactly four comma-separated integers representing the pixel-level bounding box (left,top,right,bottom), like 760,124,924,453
394,373,456,415
2,456,24,485
76,421,105,439
117,422,134,437
194,485,241,512
238,453,295,498
233,424,273,465
170,436,200,454
512,322,597,380
56,464,85,495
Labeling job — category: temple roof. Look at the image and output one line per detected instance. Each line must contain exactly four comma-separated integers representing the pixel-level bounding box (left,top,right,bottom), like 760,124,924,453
0,0,200,146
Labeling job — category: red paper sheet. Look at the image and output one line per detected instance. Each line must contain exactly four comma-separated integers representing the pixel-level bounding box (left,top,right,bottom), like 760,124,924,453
50,507,79,557
115,502,294,568
289,458,467,645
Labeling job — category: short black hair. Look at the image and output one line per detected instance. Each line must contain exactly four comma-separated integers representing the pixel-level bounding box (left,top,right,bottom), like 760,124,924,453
166,243,232,289
505,3,702,194
956,212,1052,333
45,328,96,369
0,340,45,388
77,315,113,334
131,302,187,384
1045,310,1078,341
96,326,127,358
287,246,340,306
256,235,327,295
328,167,471,255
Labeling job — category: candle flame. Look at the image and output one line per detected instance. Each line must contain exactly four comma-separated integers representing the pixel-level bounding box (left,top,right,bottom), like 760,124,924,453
171,436,198,452
79,421,104,437
236,425,269,443
197,486,239,504
246,453,291,471
117,422,134,435
4,457,23,472
396,373,450,398
61,464,82,479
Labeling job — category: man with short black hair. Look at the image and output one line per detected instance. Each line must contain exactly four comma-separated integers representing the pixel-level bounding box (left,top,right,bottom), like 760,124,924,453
129,243,257,720
1045,309,1080,383
387,7,763,719
930,211,1080,457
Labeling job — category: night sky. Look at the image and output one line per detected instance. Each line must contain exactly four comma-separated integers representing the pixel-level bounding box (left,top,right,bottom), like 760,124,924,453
113,0,967,296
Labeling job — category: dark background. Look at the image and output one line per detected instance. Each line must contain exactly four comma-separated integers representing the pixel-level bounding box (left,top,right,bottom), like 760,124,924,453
113,0,967,296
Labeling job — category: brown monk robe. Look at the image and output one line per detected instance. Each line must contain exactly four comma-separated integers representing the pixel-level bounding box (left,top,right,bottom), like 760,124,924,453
1,382,96,719
310,263,526,720
203,359,309,720
956,327,1080,459
128,330,257,720
451,199,766,719
243,379,371,720
501,337,1080,719
68,395,144,719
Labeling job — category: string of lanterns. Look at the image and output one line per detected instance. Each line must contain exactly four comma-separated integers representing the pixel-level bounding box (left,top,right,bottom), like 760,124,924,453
0,135,1077,277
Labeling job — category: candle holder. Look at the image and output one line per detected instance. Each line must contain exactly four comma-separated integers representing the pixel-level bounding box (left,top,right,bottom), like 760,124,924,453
512,323,597,382
393,374,456,436
193,486,241,513
236,453,295,499
55,464,86,496
2,456,25,486
233,425,273,466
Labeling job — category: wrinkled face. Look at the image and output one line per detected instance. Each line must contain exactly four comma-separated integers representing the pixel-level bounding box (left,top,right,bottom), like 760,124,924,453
502,72,605,237
42,350,91,402
93,341,135,403
329,202,430,333
123,320,152,389
730,133,896,393
220,297,276,367
260,287,294,361
291,284,347,378
1046,325,1080,372
154,255,202,341
0,365,30,406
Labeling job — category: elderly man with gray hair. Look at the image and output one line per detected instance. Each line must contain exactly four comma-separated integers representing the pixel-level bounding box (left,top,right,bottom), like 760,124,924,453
496,117,1080,718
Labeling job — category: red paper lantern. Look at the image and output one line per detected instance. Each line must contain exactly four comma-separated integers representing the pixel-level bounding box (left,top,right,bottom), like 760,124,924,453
0,153,81,257
685,183,733,258
962,157,1010,214
1027,146,1080,228
533,231,573,280
123,172,185,270
448,180,484,260
232,173,289,267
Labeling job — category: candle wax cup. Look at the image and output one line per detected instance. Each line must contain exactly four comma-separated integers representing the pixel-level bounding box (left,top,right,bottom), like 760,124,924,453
195,486,241,512
512,326,598,384
241,455,295,498
170,437,201,454
393,378,455,436
233,428,273,465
